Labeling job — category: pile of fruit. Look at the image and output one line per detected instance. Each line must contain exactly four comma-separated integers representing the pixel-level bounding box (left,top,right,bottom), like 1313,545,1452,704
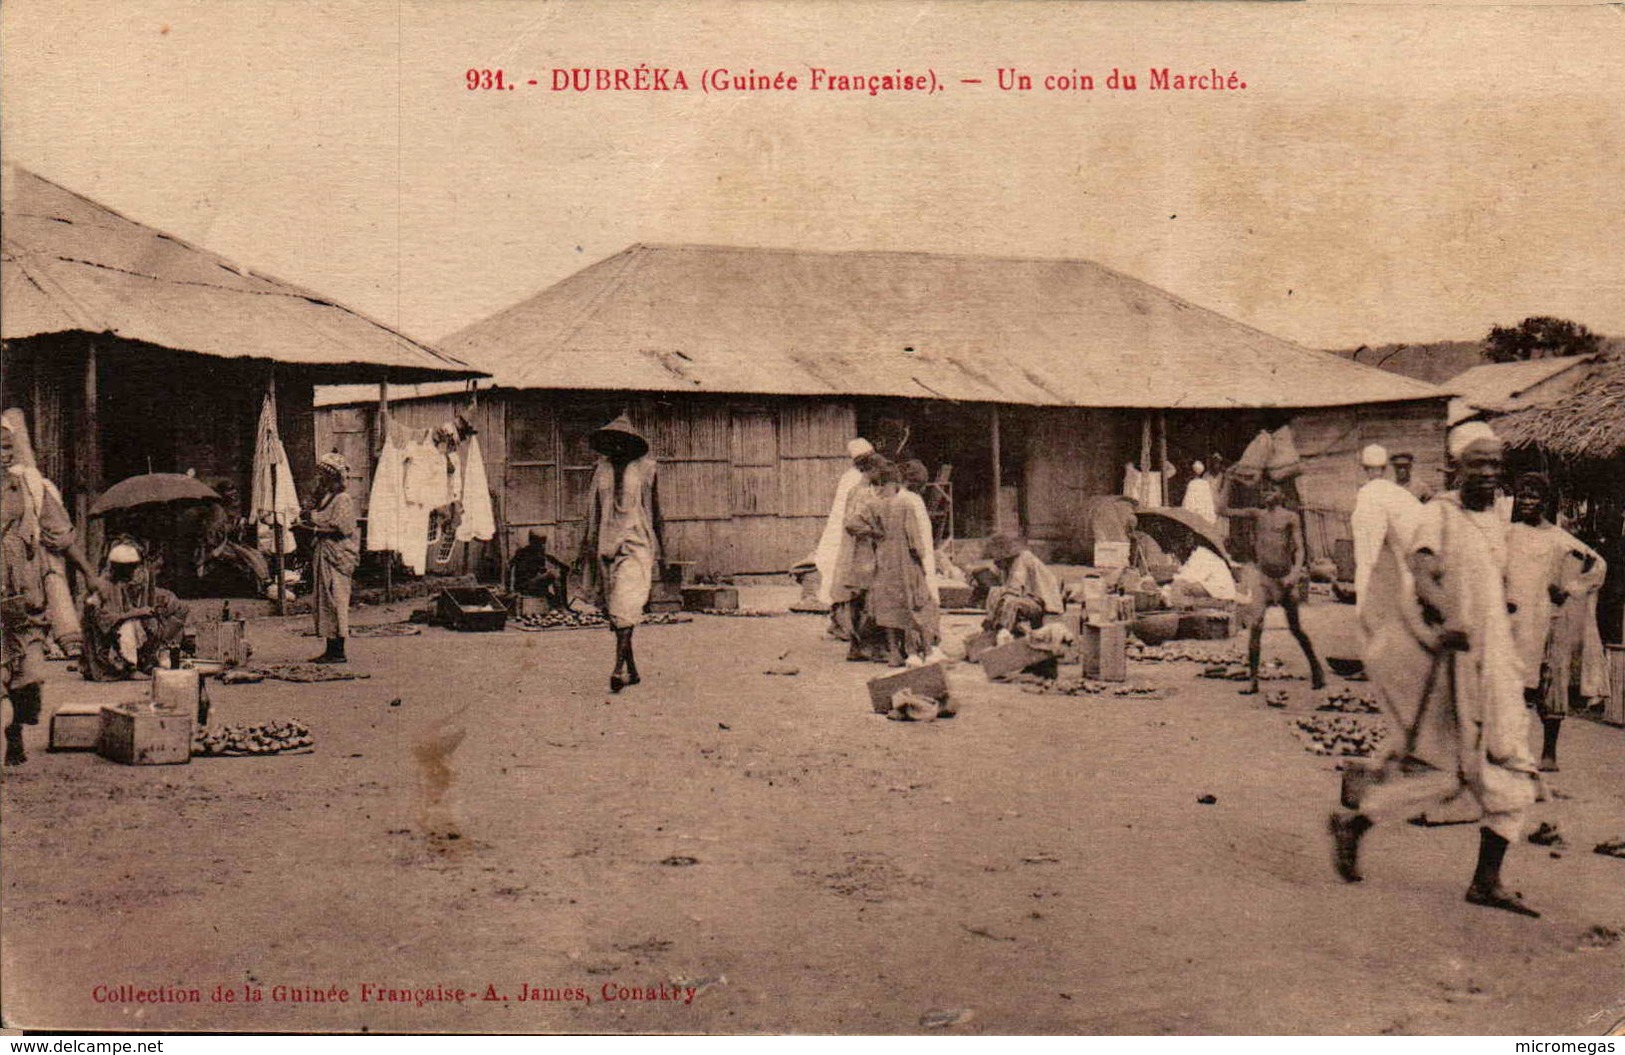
194,719,313,757
1019,678,1166,699
1318,687,1380,714
1293,714,1389,757
1128,641,1241,665
696,608,782,618
1199,657,1301,682
513,609,693,631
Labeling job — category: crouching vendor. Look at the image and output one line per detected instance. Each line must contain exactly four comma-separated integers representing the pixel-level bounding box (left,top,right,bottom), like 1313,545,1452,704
81,539,189,682
980,533,1063,642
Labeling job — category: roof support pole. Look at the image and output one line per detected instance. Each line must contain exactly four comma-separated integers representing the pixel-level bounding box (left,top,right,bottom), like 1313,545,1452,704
78,336,102,559
269,368,286,616
990,404,1003,535
378,377,391,604
1140,412,1153,505
1158,410,1169,506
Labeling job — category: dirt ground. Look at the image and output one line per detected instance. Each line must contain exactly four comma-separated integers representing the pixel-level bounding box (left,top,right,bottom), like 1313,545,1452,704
3,598,1623,1035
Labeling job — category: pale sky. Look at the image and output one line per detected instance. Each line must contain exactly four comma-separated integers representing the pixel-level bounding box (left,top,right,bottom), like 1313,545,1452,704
4,0,1622,350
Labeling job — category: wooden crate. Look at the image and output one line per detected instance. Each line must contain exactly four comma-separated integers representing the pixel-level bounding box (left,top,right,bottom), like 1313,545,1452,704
866,663,949,714
980,639,1058,682
97,705,194,766
964,629,998,663
192,619,248,667
937,584,976,609
1079,621,1129,682
435,588,509,632
49,703,105,751
682,586,739,611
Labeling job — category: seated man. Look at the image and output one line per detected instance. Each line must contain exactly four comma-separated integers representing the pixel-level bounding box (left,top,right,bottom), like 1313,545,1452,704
510,529,571,609
193,479,270,597
981,533,1064,640
1164,543,1240,609
81,540,189,681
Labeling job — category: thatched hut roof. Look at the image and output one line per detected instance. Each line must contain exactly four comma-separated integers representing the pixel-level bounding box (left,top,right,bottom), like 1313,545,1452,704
1496,353,1625,459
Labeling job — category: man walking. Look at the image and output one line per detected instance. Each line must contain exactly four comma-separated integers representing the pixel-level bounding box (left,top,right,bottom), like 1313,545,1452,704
1221,479,1325,694
580,414,663,694
1330,421,1542,917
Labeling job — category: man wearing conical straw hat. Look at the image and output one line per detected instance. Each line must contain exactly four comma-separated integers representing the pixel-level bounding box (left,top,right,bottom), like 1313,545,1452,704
579,414,664,694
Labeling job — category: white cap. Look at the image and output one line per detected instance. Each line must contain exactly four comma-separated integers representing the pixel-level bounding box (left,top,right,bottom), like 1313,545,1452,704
1191,460,1205,475
1447,420,1501,460
847,438,875,459
108,543,142,564
1360,444,1389,469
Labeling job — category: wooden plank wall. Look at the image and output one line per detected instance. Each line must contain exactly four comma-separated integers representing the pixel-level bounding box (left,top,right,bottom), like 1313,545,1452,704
1020,407,1125,544
316,392,856,578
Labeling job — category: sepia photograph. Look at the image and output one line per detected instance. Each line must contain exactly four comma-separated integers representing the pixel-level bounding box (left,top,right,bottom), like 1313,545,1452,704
2,0,1623,1039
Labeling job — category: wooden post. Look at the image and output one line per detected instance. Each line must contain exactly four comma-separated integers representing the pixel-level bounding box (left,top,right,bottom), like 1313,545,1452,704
78,338,102,559
990,403,1003,535
1139,412,1152,505
378,378,391,604
1158,411,1169,507
269,370,286,616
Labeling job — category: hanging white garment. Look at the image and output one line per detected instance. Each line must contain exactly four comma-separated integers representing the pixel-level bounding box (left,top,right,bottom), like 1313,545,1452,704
455,435,496,543
366,437,407,553
251,394,299,555
397,439,443,575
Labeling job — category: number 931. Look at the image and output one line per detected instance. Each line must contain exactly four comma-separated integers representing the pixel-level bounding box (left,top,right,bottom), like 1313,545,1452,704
466,69,508,90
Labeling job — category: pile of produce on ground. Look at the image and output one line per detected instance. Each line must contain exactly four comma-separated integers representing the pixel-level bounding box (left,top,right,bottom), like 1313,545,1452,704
1127,641,1241,665
220,665,372,684
513,610,693,631
1318,687,1380,714
694,608,783,617
292,622,422,638
1013,674,1166,699
1199,657,1301,682
1293,714,1389,757
1595,839,1625,860
194,719,313,757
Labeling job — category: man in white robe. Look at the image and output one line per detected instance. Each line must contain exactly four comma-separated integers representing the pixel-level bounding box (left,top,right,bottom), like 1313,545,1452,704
814,438,877,629
1331,422,1542,917
1350,443,1421,619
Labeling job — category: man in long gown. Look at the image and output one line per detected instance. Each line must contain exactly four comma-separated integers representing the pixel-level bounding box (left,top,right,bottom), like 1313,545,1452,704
1506,472,1607,772
1330,422,1543,917
861,463,940,667
3,412,104,764
298,453,360,664
579,415,663,693
816,439,877,640
1350,443,1421,620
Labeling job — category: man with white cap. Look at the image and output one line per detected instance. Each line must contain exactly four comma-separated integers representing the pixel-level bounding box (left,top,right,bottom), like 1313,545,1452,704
1349,443,1421,618
81,538,189,682
1181,460,1217,524
1331,420,1543,917
814,438,878,639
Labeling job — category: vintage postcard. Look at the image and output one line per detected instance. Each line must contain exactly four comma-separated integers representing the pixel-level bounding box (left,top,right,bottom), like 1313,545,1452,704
2,0,1623,1039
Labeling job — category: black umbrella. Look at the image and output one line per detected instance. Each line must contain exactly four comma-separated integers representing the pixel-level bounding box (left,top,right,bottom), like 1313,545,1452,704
88,473,220,518
1134,506,1232,564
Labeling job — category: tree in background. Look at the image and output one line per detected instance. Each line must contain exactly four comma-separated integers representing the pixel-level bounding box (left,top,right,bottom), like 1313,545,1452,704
1482,316,1603,363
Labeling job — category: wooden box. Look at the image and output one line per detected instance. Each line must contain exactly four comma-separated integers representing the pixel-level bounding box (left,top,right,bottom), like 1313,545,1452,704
49,703,105,751
97,704,194,766
980,639,1058,682
682,586,739,612
937,584,976,609
964,629,999,663
434,587,509,632
866,662,950,714
1079,621,1129,682
192,619,248,667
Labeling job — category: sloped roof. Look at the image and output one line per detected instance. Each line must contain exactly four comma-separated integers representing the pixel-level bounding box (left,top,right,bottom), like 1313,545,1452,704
1,166,484,383
439,244,1445,410
1445,355,1599,423
1496,354,1625,460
